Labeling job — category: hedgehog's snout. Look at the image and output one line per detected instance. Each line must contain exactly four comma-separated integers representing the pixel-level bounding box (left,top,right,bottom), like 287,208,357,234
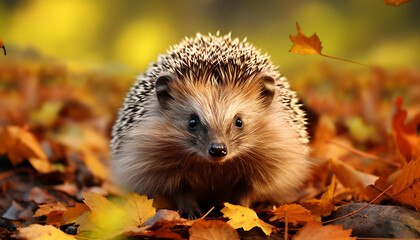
208,142,227,158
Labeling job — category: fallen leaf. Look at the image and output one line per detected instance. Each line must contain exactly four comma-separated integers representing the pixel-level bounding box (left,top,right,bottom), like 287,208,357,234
289,22,322,55
190,219,240,240
329,158,379,190
17,224,76,240
0,126,53,173
269,204,314,225
52,183,79,196
124,192,156,227
391,97,420,163
301,175,337,217
80,149,109,180
384,0,410,6
144,209,181,226
62,203,90,224
33,202,67,218
294,222,356,240
28,187,56,204
221,202,274,236
391,159,420,209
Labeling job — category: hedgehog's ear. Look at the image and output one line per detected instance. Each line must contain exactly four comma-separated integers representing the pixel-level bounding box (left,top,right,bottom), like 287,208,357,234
258,74,276,107
156,73,175,108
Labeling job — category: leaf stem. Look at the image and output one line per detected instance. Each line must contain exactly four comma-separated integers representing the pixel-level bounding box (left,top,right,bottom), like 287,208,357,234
320,53,369,67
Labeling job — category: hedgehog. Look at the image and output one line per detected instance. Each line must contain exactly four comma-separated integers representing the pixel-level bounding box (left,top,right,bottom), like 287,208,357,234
111,33,310,219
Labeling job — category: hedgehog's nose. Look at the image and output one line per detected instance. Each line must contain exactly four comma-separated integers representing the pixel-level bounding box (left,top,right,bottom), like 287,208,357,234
209,143,227,157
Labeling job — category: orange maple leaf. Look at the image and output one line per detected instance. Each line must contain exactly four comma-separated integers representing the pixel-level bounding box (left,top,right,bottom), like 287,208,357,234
384,0,410,6
289,22,367,67
189,219,240,240
269,204,314,225
0,35,6,55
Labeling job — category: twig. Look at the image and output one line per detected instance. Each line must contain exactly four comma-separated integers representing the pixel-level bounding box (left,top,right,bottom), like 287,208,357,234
322,185,393,224
325,140,400,167
201,206,215,219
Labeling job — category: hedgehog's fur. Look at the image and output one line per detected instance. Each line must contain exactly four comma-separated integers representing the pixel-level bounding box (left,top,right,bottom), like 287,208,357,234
111,33,310,218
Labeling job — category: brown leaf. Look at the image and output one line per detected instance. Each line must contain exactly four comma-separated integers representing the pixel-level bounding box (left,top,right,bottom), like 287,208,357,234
294,222,356,240
329,158,379,190
17,224,76,240
33,202,67,218
190,219,240,240
289,22,323,55
28,187,56,204
301,175,337,217
391,97,420,163
391,159,420,209
62,203,90,224
0,126,53,173
384,0,410,6
269,204,314,225
52,183,78,196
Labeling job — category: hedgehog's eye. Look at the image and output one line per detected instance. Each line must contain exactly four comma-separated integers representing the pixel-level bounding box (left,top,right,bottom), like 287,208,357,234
189,117,199,130
235,117,243,128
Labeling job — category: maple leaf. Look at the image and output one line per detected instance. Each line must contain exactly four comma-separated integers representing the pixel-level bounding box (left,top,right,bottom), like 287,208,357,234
62,203,90,224
0,126,54,174
384,0,410,6
289,22,322,55
289,22,367,66
189,219,240,240
77,192,156,239
0,35,6,55
17,224,76,240
269,204,314,225
391,97,420,163
329,158,379,190
294,222,356,240
301,175,337,218
221,202,274,236
391,158,420,209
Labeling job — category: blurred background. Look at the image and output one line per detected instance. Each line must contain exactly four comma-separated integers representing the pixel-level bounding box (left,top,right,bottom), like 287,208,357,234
0,0,419,142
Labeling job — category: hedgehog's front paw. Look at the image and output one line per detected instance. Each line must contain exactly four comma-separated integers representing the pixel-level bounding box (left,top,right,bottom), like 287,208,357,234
175,193,202,219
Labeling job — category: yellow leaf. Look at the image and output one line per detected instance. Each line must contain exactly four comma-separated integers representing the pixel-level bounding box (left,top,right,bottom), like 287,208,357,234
289,22,323,55
17,224,76,240
80,149,109,180
391,159,420,209
221,203,273,236
269,204,314,225
124,193,156,227
62,203,90,224
294,222,356,240
190,219,240,240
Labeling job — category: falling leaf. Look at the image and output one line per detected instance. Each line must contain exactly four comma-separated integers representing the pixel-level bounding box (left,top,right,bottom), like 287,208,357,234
124,192,156,227
294,222,356,240
391,159,420,209
62,203,90,224
17,224,76,240
301,175,337,217
269,204,314,225
391,97,420,163
190,219,240,240
0,126,54,173
221,202,274,236
384,0,410,6
0,35,6,55
289,22,322,55
329,158,379,190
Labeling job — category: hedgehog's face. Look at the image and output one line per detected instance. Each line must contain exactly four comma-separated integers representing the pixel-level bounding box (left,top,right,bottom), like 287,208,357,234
155,72,276,163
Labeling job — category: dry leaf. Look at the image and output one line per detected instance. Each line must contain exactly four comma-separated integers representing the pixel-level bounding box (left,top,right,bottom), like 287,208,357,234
329,158,379,189
269,204,314,225
221,202,274,236
28,187,56,204
391,97,420,163
391,159,420,209
190,219,240,240
384,0,410,6
17,224,76,240
33,202,67,218
124,192,156,227
80,149,109,180
301,175,336,217
289,22,322,55
62,203,90,224
0,126,53,173
294,222,356,240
